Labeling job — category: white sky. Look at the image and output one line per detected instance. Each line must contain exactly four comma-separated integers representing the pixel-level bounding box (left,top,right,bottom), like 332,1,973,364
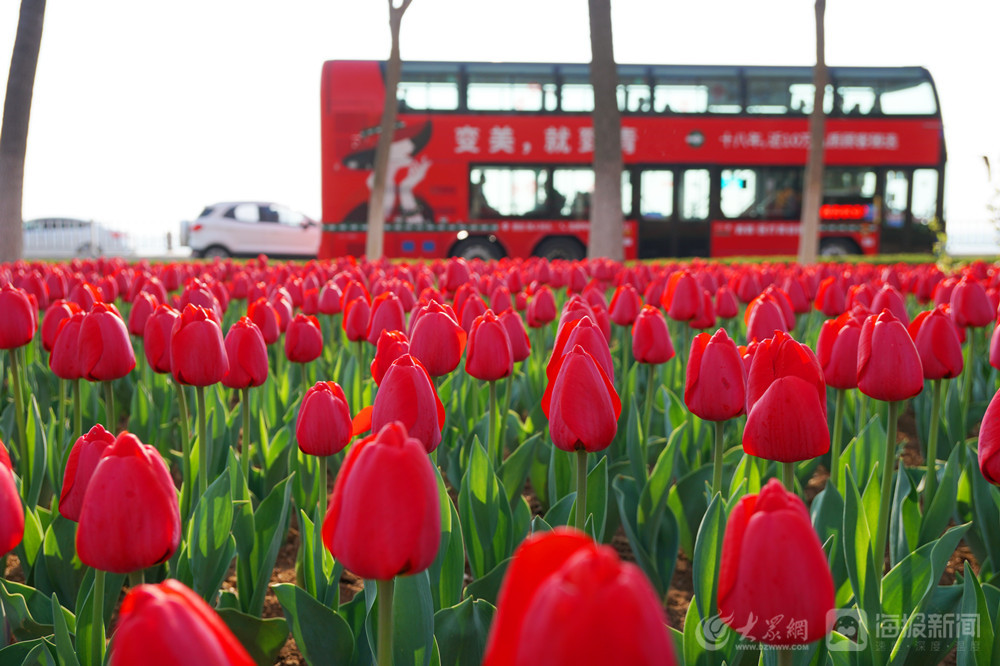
2,0,998,239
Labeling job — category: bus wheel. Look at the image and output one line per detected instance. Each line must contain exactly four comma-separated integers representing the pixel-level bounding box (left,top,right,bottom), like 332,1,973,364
534,236,586,262
819,238,860,256
451,237,503,261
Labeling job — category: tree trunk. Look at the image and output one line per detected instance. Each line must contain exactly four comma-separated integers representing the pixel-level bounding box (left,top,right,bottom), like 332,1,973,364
797,0,827,265
587,0,624,262
0,0,47,265
365,0,412,260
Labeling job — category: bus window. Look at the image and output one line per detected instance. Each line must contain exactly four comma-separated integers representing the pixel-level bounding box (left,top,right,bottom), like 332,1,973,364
467,70,557,112
639,170,674,219
721,168,802,219
472,167,549,216
561,75,594,112
884,170,910,227
617,81,651,113
621,171,633,217
680,169,710,221
747,73,834,115
837,78,937,116
553,168,596,218
397,76,459,111
823,168,877,202
653,77,740,113
881,81,937,115
911,169,939,225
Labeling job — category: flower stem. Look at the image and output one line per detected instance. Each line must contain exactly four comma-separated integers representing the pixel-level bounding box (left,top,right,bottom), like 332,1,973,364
318,455,327,516
92,568,106,666
830,388,845,492
782,461,795,491
498,373,513,462
376,578,395,666
642,362,656,445
576,450,589,531
924,379,943,507
73,379,82,443
103,381,115,430
196,385,208,497
488,380,499,467
9,349,27,469
301,362,309,401
777,647,794,666
713,420,726,499
874,400,900,573
354,341,363,410
174,379,192,516
241,387,252,484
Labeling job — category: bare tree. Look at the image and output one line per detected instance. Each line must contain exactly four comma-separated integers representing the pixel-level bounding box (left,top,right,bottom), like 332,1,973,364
586,0,624,262
0,0,47,264
797,0,827,265
365,0,414,260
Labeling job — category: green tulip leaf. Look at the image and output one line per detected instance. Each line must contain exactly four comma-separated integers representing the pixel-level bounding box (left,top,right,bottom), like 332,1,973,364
433,597,495,666
40,514,84,614
188,470,236,600
49,593,79,666
217,608,289,666
273,583,354,666
458,438,512,579
918,444,960,546
497,433,539,508
692,493,725,622
462,558,511,606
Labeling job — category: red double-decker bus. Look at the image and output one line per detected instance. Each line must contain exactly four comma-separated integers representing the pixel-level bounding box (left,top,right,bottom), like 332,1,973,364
319,60,945,260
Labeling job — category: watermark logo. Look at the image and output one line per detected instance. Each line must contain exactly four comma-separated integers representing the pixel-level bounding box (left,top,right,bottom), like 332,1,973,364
827,609,869,651
695,613,735,651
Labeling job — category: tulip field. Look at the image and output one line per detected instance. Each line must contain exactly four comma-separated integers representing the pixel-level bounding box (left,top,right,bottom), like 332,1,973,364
2,254,1000,666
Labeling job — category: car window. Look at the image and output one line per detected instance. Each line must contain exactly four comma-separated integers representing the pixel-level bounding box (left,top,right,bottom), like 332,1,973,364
230,203,260,223
273,205,305,225
259,205,280,223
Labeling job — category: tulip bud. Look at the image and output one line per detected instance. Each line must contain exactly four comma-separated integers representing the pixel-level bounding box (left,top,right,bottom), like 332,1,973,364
285,313,323,364
76,432,181,573
143,305,180,375
79,303,136,381
247,297,281,344
631,305,675,365
371,355,446,452
719,479,835,645
221,317,269,389
685,328,747,421
170,304,229,386
908,307,963,380
858,309,924,401
466,310,514,381
542,344,621,453
498,308,531,363
59,424,116,522
370,330,410,386
342,297,371,342
409,300,467,377
110,579,255,666
128,291,160,337
0,440,24,557
366,291,406,346
816,312,862,389
41,300,82,353
322,421,440,580
979,389,1000,485
296,382,352,456
0,284,37,350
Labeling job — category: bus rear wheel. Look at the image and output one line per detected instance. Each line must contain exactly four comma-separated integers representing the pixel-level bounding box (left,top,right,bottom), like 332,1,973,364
451,237,503,261
534,236,586,262
819,238,861,256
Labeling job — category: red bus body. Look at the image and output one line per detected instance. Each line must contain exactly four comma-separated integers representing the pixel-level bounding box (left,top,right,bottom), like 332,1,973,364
320,61,945,260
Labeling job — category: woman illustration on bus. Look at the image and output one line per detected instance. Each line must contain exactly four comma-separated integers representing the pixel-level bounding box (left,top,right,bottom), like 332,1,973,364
342,120,434,223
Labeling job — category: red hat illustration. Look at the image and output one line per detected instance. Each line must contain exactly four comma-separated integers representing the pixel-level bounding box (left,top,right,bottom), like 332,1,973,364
343,120,432,170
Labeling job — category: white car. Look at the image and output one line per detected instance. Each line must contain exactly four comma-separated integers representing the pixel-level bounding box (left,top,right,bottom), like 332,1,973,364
181,202,321,259
23,218,134,258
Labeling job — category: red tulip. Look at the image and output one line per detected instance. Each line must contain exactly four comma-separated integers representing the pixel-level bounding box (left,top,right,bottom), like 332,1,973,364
371,355,446,452
715,284,740,319
285,313,323,363
632,305,675,365
719,479,835,645
609,284,643,326
466,310,514,381
247,297,281,344
408,300,467,377
342,296,371,342
548,316,614,383
76,432,181,573
871,284,910,327
79,303,136,381
685,328,747,421
483,528,677,666
991,323,1000,371
816,312,862,390
745,292,788,343
499,308,531,363
0,284,37,350
221,317,269,389
180,278,222,324
170,304,229,386
371,329,410,386
69,282,102,312
743,331,829,462
661,270,700,321
50,312,86,380
110,579,254,666
127,291,159,337
59,424,116,522
318,281,343,315
814,276,847,316
142,305,180,375
322,421,440,580
0,440,24,556
979,389,1000,485
41,300,82,353
296,382,352,456
908,307,964,380
542,344,621,452
366,291,406,346
858,309,924,401
951,274,994,328
526,285,557,328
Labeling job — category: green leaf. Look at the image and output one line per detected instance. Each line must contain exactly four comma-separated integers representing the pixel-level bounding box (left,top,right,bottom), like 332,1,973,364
497,433,539,508
918,444,960,545
692,493,725,621
462,558,511,606
389,573,435,666
957,569,994,666
433,597,495,666
0,579,56,641
889,465,921,567
217,608,289,666
188,470,236,600
458,438,512,579
40,514,85,613
50,593,79,666
842,468,879,630
24,395,48,509
428,470,466,612
273,583,354,666
612,474,674,599
667,464,712,557
245,476,293,616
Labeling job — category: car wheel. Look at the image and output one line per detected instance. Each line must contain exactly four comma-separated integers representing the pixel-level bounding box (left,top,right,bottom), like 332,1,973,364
819,238,860,257
201,245,231,259
451,237,504,261
76,243,101,257
533,236,586,261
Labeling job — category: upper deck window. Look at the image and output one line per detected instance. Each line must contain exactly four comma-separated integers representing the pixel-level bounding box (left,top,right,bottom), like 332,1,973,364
560,74,594,112
467,67,557,112
653,77,740,114
836,77,937,115
398,74,459,111
746,73,834,114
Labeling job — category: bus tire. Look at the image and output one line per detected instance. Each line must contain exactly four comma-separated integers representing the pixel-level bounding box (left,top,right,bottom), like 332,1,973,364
450,236,504,261
819,238,861,256
533,236,586,261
